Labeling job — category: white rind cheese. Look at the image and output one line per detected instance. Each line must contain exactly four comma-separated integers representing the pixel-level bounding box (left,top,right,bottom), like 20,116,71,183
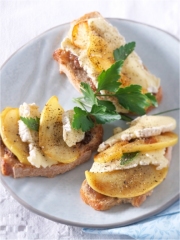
98,115,176,152
122,52,160,93
90,149,168,172
18,119,36,144
62,110,85,147
18,103,40,143
28,143,57,168
19,103,39,118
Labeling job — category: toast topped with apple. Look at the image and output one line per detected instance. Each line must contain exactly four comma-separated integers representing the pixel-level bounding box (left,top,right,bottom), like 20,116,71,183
0,96,103,178
53,12,162,113
80,115,178,210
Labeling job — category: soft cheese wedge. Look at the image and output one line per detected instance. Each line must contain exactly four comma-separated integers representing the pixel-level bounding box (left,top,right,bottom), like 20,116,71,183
62,110,85,147
39,96,80,163
98,115,177,152
95,132,178,163
0,107,30,165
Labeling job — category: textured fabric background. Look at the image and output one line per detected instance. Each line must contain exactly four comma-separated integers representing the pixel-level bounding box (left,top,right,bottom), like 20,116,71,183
83,200,180,239
0,0,179,239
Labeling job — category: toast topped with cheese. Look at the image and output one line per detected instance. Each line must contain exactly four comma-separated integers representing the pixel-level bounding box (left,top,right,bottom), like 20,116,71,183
53,12,162,113
80,115,178,210
0,96,103,178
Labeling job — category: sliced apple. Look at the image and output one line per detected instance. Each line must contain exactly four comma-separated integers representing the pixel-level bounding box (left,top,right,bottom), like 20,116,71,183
72,21,89,49
95,132,178,163
0,107,30,165
72,21,114,71
121,132,178,153
39,96,79,163
94,141,128,163
87,34,114,72
85,165,168,198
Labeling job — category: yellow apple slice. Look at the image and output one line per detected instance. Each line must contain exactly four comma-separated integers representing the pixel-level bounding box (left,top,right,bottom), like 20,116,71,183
94,132,178,163
121,132,178,153
94,141,128,163
72,21,89,49
72,21,114,71
85,165,168,198
0,107,30,165
87,34,114,72
39,96,79,163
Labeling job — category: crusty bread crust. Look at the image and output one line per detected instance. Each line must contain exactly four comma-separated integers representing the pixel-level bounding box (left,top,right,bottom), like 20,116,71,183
0,124,103,178
55,52,83,92
80,179,153,211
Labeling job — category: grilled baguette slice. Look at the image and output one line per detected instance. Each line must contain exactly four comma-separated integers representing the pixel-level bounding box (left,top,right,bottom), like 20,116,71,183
80,146,172,210
0,124,103,178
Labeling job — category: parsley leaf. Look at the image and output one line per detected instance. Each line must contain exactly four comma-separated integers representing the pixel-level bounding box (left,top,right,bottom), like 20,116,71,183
90,105,121,124
72,42,158,131
114,85,154,115
120,152,139,165
145,93,158,107
97,99,116,111
72,107,94,132
80,82,97,107
113,42,136,61
97,60,123,92
20,117,40,131
97,42,135,92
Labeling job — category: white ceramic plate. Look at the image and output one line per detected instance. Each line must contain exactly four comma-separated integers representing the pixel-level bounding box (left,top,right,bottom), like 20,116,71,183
0,19,179,228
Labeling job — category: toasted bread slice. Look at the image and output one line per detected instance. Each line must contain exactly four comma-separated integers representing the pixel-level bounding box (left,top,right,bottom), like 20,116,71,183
80,146,172,210
0,124,103,178
80,179,153,210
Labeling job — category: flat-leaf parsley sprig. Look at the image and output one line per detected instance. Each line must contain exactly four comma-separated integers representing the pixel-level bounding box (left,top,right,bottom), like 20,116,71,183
72,42,158,132
20,116,40,131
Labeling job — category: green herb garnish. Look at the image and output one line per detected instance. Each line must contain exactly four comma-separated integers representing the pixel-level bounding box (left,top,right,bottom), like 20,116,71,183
20,116,40,131
72,107,94,132
114,85,157,115
120,152,139,165
113,42,136,61
72,42,157,131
